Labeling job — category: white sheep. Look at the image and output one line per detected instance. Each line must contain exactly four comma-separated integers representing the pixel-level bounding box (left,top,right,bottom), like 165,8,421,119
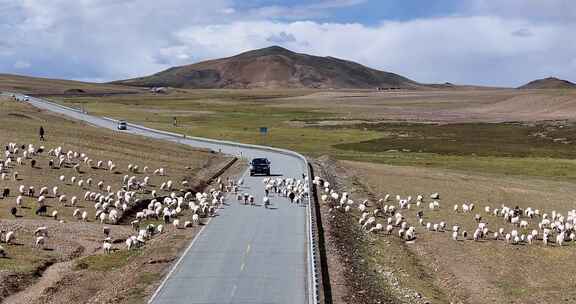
369,223,383,233
103,240,112,254
5,231,15,244
386,224,394,234
35,236,45,248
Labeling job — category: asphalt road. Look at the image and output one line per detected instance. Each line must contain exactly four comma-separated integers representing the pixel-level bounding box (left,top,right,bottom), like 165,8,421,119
6,93,314,304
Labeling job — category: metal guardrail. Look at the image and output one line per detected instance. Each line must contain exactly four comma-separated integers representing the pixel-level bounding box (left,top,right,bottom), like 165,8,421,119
9,92,320,304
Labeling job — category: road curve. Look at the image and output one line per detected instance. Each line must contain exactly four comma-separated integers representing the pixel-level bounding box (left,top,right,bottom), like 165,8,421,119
4,93,318,304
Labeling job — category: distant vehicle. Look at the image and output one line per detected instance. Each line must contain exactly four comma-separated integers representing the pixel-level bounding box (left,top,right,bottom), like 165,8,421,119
117,120,127,130
250,158,271,176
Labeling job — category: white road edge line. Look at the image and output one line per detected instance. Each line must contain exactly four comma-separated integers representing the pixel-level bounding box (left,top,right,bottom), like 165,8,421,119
147,211,213,303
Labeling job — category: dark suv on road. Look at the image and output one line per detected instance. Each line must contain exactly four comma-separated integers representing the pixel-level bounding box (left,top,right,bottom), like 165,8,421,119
250,158,271,176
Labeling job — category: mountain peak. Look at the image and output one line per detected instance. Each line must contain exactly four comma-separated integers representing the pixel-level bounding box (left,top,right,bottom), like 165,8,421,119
235,45,295,58
518,77,576,89
112,47,419,89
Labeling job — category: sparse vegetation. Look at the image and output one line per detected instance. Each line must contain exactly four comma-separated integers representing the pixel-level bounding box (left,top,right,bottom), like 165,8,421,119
52,88,576,180
75,250,141,272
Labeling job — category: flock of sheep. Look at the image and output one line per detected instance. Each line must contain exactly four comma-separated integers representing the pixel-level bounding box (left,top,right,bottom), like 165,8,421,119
315,176,576,248
0,140,234,259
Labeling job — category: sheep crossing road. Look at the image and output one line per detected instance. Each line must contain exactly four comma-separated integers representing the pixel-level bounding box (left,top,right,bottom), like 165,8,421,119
5,93,315,304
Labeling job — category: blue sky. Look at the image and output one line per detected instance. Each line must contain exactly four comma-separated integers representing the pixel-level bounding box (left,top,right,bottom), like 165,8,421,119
0,0,574,86
242,0,464,23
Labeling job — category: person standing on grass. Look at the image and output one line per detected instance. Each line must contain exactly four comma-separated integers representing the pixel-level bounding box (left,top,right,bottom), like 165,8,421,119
39,126,45,141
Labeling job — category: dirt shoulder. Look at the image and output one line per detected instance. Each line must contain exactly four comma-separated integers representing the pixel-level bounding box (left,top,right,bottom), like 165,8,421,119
314,156,412,304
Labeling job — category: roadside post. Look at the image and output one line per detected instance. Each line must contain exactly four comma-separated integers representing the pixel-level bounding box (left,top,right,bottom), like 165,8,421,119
259,127,268,145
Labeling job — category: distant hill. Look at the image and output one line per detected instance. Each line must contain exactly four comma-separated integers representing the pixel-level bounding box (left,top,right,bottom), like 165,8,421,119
0,73,141,96
113,46,421,89
518,77,576,90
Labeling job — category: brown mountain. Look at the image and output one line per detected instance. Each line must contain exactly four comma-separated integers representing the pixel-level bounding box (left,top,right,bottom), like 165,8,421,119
518,77,576,89
112,46,420,89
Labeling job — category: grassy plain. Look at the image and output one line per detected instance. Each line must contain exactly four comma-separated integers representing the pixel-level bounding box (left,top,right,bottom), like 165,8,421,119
51,88,576,180
335,160,576,304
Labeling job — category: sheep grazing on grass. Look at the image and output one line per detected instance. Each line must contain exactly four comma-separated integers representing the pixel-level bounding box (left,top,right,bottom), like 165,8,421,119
0,245,5,258
34,227,48,237
2,188,10,198
5,231,15,244
35,236,46,249
39,187,48,196
385,224,394,235
125,237,136,250
103,226,111,237
103,239,112,254
369,223,383,233
173,219,181,229
36,205,47,216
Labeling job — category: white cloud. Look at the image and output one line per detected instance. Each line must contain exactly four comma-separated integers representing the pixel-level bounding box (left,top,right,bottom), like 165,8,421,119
0,0,573,86
13,60,31,69
171,17,575,86
0,0,234,80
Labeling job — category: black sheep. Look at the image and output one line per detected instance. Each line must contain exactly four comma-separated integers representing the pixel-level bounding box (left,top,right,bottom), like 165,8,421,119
10,207,17,217
146,224,155,236
28,187,35,197
30,159,36,168
35,205,47,216
163,214,170,224
103,226,111,237
2,188,9,199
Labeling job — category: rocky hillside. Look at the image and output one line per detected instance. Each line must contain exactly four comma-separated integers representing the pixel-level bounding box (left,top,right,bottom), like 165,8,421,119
518,77,576,89
113,46,420,89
